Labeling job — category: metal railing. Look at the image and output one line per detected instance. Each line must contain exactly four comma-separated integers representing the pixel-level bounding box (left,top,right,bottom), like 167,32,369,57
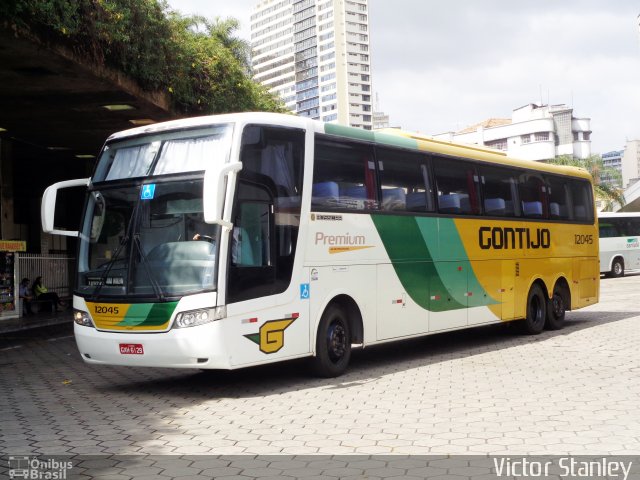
17,253,75,298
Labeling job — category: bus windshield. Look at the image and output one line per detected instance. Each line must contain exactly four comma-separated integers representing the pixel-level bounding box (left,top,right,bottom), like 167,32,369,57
76,125,232,300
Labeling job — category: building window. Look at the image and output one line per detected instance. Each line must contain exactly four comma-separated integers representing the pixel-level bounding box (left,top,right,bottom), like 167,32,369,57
521,134,531,144
485,139,507,151
535,132,550,142
583,132,591,141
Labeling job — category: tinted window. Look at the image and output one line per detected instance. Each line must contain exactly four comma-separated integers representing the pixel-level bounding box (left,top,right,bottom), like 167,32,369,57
569,179,594,223
376,147,434,212
313,138,377,211
227,125,305,303
599,218,623,238
518,172,548,219
546,175,571,220
599,217,640,237
480,166,519,217
433,157,480,215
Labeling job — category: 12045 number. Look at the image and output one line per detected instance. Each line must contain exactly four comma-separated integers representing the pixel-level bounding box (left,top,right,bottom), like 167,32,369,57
575,234,593,245
94,305,120,315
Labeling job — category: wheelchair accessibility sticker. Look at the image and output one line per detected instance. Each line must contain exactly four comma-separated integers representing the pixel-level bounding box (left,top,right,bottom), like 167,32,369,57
300,283,310,299
141,184,156,200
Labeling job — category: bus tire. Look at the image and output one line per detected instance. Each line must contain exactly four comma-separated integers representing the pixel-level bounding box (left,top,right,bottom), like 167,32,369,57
312,303,351,378
545,284,566,330
610,258,624,278
520,283,546,335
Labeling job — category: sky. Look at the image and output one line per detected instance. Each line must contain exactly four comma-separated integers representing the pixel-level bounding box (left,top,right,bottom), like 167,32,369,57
166,0,640,154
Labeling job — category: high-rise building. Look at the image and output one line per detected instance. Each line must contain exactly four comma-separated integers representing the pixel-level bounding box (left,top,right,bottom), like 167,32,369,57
250,0,373,129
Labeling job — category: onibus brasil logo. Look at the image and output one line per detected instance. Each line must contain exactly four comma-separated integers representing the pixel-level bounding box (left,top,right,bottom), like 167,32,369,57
244,315,297,354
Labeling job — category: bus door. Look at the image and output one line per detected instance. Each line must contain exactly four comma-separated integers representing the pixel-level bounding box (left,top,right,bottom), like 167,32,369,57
222,125,309,366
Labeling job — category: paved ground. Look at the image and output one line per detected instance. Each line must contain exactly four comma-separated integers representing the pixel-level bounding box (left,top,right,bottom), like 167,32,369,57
0,274,639,463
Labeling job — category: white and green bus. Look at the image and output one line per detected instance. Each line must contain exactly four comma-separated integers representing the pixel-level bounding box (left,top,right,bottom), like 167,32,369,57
598,212,640,277
42,113,598,377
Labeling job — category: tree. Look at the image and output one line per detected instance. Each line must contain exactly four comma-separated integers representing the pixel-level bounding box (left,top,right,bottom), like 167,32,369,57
164,11,287,114
0,0,286,114
547,154,625,211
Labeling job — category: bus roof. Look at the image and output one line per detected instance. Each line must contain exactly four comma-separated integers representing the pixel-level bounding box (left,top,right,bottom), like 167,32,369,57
598,212,640,218
105,112,593,182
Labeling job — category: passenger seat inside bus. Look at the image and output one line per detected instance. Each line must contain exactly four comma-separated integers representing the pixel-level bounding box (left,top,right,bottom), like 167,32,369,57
484,197,506,215
438,193,469,214
406,192,428,211
522,201,543,217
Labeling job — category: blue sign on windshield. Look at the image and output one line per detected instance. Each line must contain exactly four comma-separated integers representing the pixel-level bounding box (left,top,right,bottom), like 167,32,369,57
141,184,156,200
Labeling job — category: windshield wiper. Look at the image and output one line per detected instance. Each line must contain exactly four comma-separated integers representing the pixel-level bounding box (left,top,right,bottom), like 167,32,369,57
132,233,166,302
90,196,138,301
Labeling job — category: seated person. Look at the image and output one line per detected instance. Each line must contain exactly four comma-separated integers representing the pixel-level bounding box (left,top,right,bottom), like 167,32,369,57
19,278,33,316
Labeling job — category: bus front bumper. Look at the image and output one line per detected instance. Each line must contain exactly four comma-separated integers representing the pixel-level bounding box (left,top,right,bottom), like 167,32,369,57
74,322,231,369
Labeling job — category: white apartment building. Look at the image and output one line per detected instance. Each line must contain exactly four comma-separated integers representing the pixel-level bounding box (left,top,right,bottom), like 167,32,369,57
433,103,592,161
250,0,373,129
622,140,640,189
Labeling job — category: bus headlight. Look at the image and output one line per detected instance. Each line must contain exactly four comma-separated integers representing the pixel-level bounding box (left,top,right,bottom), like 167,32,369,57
74,309,95,328
173,306,226,329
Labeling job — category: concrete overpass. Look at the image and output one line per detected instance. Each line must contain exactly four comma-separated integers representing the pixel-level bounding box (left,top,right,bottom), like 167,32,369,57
619,180,640,212
0,28,177,252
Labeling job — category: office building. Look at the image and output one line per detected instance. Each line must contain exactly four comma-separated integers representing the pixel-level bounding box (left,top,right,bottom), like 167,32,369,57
250,0,373,129
433,103,592,161
601,150,623,187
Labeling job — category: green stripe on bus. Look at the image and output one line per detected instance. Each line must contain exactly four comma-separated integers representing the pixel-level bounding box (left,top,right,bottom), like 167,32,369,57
117,302,178,327
324,123,418,150
372,215,464,312
372,215,497,311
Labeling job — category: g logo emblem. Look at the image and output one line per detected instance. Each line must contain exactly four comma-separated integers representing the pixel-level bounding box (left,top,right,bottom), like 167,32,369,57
244,317,296,354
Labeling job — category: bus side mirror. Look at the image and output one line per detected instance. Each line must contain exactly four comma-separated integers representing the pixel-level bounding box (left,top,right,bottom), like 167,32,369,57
41,178,90,236
203,162,242,229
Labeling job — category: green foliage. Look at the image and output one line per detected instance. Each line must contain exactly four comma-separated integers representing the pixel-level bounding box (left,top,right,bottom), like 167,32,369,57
1,0,286,114
548,154,625,211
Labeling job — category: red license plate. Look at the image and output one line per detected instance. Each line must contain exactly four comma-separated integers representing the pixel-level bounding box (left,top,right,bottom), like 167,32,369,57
119,343,144,355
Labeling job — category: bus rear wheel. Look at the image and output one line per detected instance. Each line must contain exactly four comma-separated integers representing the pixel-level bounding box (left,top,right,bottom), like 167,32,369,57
610,258,624,278
520,284,546,335
312,304,351,378
545,285,566,330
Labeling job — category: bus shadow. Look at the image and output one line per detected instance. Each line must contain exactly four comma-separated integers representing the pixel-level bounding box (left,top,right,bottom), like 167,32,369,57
101,308,638,399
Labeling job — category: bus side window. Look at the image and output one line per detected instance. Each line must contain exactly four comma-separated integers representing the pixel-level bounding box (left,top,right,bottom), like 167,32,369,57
546,175,572,220
313,136,377,211
518,173,548,219
376,147,434,213
433,157,480,215
479,166,518,217
569,179,594,222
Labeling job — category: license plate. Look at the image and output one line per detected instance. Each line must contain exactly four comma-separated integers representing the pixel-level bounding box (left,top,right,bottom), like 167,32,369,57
119,343,144,355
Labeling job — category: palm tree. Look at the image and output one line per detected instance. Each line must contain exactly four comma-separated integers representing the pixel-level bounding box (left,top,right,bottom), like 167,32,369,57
547,154,625,211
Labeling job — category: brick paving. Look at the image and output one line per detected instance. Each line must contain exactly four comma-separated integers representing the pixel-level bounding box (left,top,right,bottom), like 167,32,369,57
1,275,639,476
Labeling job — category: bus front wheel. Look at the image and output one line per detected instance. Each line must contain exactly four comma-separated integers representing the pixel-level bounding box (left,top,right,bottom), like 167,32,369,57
520,284,546,335
312,304,352,378
610,258,624,278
